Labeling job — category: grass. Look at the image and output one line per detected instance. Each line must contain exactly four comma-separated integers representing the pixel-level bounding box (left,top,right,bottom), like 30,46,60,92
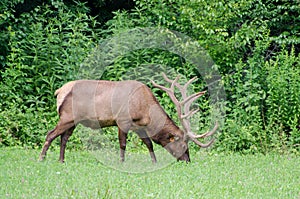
0,148,299,198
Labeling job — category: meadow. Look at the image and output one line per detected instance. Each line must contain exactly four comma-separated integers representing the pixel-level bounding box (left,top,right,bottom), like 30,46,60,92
0,148,299,198
1,1,299,198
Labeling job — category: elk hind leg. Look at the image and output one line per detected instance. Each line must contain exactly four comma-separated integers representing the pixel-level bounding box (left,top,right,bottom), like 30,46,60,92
39,121,74,161
59,126,75,163
39,128,57,161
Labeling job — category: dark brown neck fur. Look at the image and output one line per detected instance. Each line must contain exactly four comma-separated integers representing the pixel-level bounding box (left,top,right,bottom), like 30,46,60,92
150,117,182,147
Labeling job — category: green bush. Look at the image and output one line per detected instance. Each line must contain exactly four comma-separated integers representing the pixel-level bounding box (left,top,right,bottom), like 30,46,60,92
264,48,300,153
0,0,299,155
0,0,100,147
217,43,300,153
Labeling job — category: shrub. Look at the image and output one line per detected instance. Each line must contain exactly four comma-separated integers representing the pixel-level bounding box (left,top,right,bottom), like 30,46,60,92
0,0,100,147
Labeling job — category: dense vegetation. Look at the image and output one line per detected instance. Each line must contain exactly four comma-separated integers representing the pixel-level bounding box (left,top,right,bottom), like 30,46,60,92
0,0,299,154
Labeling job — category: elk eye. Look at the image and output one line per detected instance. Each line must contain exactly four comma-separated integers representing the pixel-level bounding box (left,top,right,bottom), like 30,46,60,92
169,137,175,142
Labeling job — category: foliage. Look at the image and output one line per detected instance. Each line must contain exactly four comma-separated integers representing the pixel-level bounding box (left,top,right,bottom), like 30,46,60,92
264,48,300,153
104,0,300,153
0,0,100,147
0,0,23,70
217,41,300,154
0,0,299,154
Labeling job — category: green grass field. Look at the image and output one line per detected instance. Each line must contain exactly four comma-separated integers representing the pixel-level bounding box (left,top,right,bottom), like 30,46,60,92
0,148,299,198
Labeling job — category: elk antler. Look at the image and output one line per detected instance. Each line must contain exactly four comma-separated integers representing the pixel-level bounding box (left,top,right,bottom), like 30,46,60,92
151,73,218,148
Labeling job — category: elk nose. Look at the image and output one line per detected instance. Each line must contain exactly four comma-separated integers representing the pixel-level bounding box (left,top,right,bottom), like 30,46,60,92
177,152,190,162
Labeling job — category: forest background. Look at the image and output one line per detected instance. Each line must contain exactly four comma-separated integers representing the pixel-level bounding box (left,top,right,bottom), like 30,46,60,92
0,0,299,154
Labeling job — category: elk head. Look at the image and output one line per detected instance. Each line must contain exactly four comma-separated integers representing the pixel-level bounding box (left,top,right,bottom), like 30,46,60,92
151,73,218,160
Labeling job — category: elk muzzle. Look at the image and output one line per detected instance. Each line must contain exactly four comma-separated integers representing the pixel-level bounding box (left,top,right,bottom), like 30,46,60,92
177,148,190,162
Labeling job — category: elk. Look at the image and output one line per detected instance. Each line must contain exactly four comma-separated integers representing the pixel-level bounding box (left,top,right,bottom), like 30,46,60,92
39,73,217,163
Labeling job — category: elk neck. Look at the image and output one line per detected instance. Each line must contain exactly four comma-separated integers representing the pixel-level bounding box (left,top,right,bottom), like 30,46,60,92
150,116,183,147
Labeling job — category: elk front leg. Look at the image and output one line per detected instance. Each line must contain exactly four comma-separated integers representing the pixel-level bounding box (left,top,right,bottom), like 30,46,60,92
118,127,128,162
140,137,157,163
59,126,75,163
137,130,157,163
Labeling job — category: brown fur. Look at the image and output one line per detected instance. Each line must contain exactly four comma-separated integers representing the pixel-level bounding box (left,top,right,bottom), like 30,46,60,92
39,80,190,163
